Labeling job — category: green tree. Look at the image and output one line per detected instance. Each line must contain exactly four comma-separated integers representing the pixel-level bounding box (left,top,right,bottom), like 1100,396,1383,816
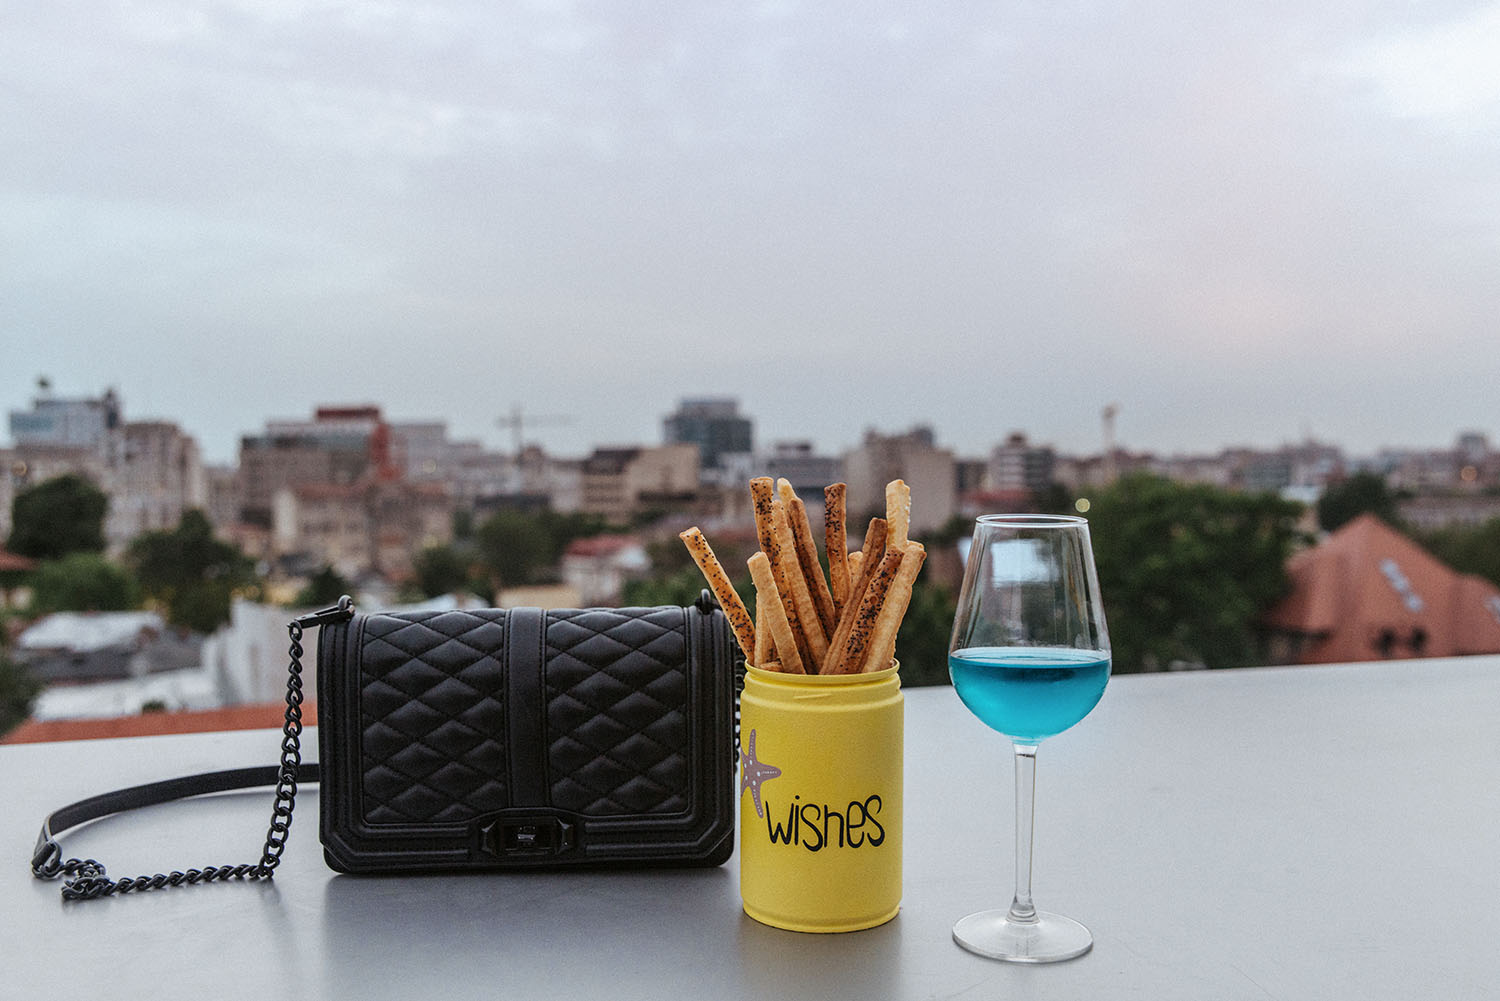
1317,471,1400,532
0,648,42,738
7,474,108,559
411,544,487,600
29,553,139,614
1421,517,1500,589
623,568,728,609
1085,474,1305,672
893,578,957,687
127,510,256,632
475,509,612,589
476,510,553,588
296,566,353,607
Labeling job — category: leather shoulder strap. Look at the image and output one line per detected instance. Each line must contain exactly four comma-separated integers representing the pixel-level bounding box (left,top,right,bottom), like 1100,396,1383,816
30,597,353,900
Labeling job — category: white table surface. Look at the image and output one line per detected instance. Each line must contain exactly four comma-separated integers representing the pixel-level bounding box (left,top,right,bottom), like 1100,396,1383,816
7,656,1498,1000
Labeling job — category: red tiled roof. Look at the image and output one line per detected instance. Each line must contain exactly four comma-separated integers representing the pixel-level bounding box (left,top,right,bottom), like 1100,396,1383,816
564,534,640,557
0,547,37,572
1263,513,1500,663
1,702,319,745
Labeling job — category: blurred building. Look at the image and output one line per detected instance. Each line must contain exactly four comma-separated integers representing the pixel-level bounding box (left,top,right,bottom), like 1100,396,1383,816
663,398,752,472
238,406,385,526
4,388,204,552
105,420,207,544
1263,514,1500,664
580,444,699,522
8,387,120,448
987,433,1055,495
762,441,841,495
16,611,203,684
561,534,649,605
273,479,452,582
842,426,956,534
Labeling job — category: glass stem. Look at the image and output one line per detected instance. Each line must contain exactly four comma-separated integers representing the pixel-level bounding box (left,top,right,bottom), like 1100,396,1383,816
1009,742,1039,925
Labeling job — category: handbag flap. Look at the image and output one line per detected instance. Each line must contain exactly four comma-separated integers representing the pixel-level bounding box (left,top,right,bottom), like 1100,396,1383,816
317,602,737,872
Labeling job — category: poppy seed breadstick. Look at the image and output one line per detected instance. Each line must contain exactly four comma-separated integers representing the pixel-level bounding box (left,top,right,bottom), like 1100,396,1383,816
770,497,828,667
784,489,837,636
824,483,850,617
752,479,814,668
679,527,756,658
825,547,905,675
825,517,887,665
748,552,805,675
862,541,927,673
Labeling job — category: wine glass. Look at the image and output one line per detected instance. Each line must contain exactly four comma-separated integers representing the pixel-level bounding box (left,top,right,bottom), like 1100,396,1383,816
948,514,1111,963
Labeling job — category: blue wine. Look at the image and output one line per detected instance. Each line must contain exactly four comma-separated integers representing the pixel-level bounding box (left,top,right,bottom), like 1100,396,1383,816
949,646,1109,743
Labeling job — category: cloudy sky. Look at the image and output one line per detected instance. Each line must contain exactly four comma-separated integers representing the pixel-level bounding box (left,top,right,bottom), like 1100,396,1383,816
3,0,1498,464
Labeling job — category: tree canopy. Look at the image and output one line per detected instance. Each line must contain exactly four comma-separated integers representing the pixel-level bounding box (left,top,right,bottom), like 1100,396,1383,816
295,566,353,608
1420,517,1500,589
7,474,108,559
474,509,610,589
127,510,257,632
1317,471,1400,532
28,553,139,615
0,649,41,738
1084,474,1306,672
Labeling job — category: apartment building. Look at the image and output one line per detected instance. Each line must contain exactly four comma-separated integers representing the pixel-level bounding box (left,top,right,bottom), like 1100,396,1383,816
4,389,204,551
580,444,699,522
842,426,956,534
273,478,452,581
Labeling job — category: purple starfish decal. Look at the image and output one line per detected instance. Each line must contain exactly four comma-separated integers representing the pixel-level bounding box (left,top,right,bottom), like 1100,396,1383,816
739,729,781,819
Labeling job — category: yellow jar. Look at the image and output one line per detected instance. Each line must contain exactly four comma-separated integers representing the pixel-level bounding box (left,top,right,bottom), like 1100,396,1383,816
738,662,904,933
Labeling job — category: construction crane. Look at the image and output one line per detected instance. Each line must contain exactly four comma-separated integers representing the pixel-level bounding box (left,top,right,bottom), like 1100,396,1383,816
497,405,574,457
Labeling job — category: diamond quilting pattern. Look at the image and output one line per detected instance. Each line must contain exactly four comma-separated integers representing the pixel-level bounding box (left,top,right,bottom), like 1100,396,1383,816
360,611,509,825
545,608,691,816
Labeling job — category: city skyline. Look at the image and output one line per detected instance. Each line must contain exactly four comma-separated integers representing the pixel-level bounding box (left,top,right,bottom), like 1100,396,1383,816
4,3,1499,465
2,380,1493,469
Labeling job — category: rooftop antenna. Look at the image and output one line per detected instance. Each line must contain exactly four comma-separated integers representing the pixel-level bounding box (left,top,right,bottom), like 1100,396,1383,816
1102,403,1119,483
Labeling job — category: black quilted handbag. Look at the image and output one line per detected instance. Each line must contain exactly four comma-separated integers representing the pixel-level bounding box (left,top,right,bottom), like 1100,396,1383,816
31,593,741,899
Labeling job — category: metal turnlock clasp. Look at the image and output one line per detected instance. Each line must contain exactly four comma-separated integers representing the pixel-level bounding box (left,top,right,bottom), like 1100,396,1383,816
480,817,577,858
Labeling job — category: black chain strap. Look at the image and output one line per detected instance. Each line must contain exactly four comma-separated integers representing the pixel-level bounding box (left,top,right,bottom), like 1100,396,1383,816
30,597,354,901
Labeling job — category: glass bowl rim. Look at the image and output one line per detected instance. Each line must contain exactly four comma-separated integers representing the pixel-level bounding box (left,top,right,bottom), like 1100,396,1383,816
974,513,1088,527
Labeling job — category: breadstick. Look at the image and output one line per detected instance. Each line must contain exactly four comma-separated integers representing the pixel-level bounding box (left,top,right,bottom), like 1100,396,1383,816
824,517,887,665
752,477,813,668
748,552,805,675
824,547,905,675
824,483,849,617
771,497,828,666
679,527,756,658
885,479,911,550
753,600,771,666
846,549,864,584
861,542,926,673
780,485,836,636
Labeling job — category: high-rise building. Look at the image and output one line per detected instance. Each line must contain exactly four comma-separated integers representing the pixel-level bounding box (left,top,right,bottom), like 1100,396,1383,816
987,433,1056,495
663,398,753,471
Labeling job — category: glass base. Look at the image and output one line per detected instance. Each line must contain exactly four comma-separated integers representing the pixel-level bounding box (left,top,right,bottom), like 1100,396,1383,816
952,909,1093,963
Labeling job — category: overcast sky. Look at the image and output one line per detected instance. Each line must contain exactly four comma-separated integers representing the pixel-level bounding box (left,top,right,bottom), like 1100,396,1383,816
3,0,1498,465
